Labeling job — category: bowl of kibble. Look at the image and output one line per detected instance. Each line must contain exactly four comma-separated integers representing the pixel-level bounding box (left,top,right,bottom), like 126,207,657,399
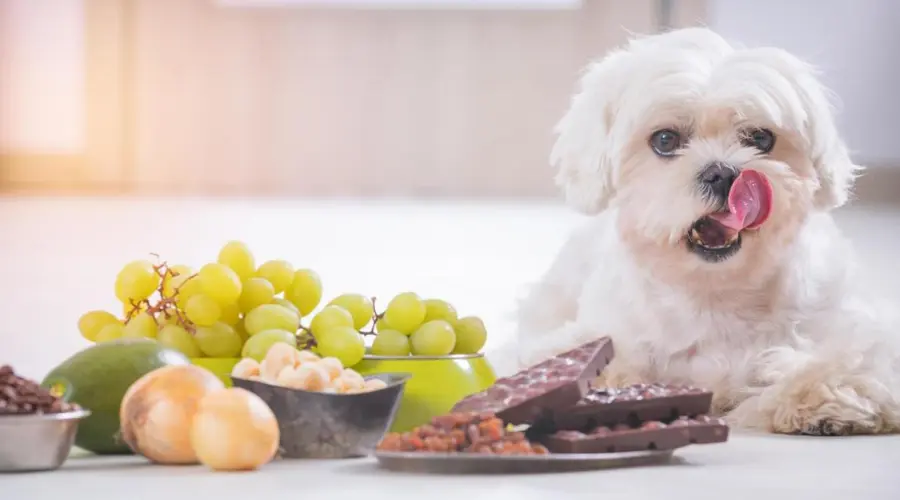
0,365,91,473
230,344,409,459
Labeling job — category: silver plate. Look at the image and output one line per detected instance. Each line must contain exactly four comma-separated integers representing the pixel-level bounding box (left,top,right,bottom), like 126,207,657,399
374,449,675,474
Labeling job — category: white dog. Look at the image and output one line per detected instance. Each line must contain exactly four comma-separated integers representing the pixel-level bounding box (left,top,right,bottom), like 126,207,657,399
510,27,900,435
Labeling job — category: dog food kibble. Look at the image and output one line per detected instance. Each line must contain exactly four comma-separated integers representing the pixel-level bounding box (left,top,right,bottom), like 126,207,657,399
377,412,550,455
0,365,79,415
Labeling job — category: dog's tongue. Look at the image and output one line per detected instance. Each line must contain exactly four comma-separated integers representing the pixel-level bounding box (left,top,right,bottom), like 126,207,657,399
708,169,773,231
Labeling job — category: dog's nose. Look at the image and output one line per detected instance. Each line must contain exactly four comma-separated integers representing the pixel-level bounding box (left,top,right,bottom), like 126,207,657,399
699,162,737,199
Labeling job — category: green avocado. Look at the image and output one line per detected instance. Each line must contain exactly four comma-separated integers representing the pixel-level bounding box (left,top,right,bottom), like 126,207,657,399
41,339,190,454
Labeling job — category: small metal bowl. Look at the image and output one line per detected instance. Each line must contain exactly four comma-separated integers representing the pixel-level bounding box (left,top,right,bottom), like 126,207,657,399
232,373,408,459
0,409,91,473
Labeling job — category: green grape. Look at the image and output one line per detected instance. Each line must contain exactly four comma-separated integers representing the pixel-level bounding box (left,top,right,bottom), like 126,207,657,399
114,260,160,303
238,277,275,313
198,263,242,305
255,260,295,294
452,316,488,354
157,324,203,358
162,265,193,297
217,240,256,281
194,322,243,358
284,269,322,316
241,330,297,361
174,276,203,308
410,320,456,356
384,292,426,335
375,317,391,332
219,302,241,326
122,312,158,339
78,310,120,341
244,304,300,336
316,327,365,368
371,329,411,356
327,294,374,330
95,323,125,343
423,299,458,324
184,294,222,327
310,305,354,337
271,298,300,315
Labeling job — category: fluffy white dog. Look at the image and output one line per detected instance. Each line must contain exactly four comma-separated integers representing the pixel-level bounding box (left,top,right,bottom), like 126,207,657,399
511,27,900,435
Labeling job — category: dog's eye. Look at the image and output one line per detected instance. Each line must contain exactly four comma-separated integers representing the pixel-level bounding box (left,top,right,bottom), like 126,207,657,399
649,129,682,157
742,128,776,153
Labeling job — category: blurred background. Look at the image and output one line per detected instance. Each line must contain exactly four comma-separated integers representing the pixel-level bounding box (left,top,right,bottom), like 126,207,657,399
2,0,899,378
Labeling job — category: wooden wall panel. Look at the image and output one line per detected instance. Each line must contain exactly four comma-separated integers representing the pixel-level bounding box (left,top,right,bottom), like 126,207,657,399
128,0,679,197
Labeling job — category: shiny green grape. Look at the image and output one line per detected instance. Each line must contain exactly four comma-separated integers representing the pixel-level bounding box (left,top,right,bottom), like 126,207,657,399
194,322,243,358
238,277,276,313
384,292,426,335
157,324,203,358
327,294,374,330
241,330,297,362
219,302,241,326
174,275,204,308
114,260,160,303
198,263,242,305
95,323,125,343
255,260,295,295
310,305,354,336
122,312,158,339
316,327,365,368
452,316,488,354
371,329,411,356
217,240,256,282
162,264,193,297
184,294,222,327
243,304,300,336
410,320,456,356
423,299,458,324
271,298,300,315
284,269,322,316
78,310,120,342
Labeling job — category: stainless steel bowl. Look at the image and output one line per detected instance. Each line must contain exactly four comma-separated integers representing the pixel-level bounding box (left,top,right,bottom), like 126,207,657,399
232,373,408,459
0,409,91,473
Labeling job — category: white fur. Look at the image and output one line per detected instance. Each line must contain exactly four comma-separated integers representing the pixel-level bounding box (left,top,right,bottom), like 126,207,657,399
509,28,900,435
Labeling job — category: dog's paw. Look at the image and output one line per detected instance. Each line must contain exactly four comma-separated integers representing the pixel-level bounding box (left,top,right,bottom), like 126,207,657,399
797,417,855,437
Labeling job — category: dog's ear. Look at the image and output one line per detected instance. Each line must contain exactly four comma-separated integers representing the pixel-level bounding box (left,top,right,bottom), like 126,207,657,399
792,60,864,209
550,52,630,215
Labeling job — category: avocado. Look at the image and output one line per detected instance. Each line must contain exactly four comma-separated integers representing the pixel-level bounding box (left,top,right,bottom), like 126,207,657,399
42,339,190,454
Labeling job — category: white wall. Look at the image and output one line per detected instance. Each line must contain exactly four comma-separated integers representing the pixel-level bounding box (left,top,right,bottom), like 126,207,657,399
708,0,900,165
0,0,85,153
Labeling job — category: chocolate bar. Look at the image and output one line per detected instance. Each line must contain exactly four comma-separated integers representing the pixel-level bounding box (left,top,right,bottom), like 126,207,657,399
538,416,729,454
450,338,614,425
554,383,713,430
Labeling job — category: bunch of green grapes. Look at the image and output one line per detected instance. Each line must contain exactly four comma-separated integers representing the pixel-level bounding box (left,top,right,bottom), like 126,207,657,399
77,241,326,364
77,241,489,369
360,293,487,357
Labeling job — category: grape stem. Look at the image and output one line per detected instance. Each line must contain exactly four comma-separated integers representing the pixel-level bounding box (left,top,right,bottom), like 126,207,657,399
124,261,199,334
297,295,384,351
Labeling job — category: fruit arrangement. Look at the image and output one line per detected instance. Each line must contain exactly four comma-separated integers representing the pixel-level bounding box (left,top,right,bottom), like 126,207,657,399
77,241,489,368
231,342,388,394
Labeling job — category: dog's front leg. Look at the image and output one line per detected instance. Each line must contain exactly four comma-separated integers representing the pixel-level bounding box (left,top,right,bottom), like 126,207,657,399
727,341,900,436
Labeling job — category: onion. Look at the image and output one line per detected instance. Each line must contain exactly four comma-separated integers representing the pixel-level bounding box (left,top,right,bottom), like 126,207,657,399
190,387,280,471
120,365,225,464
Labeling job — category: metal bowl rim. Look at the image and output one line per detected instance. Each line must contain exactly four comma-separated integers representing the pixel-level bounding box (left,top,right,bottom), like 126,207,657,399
363,353,484,361
231,372,411,396
0,408,92,425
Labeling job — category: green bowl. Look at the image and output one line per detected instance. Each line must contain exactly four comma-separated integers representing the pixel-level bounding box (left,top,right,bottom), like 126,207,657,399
190,358,240,387
353,353,497,432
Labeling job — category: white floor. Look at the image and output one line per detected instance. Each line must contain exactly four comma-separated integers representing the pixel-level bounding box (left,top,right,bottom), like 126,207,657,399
2,196,899,497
